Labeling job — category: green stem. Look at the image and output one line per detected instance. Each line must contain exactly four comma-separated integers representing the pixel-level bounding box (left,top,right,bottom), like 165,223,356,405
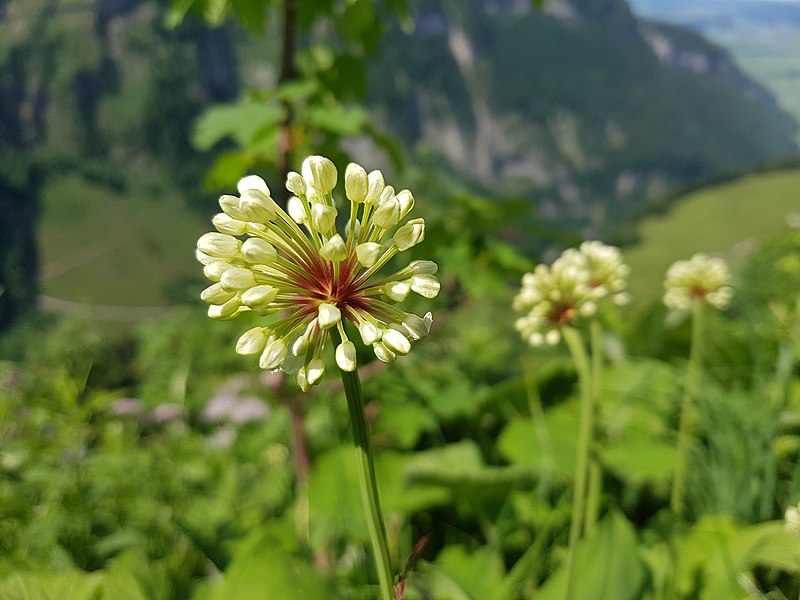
671,299,704,517
562,326,594,600
521,356,555,502
339,363,394,600
584,320,603,534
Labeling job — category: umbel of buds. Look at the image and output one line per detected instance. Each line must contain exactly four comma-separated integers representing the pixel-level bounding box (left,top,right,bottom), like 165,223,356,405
663,253,733,311
513,241,630,346
196,156,438,391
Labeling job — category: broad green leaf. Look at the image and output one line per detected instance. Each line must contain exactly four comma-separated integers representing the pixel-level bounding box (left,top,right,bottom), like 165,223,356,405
498,401,579,481
426,545,506,600
599,432,676,490
192,102,284,150
0,572,104,600
208,527,329,600
535,510,647,600
306,104,368,135
374,401,437,449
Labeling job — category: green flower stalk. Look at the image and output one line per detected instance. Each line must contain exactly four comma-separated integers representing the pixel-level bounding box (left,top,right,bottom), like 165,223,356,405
664,253,732,517
197,155,440,600
514,241,629,599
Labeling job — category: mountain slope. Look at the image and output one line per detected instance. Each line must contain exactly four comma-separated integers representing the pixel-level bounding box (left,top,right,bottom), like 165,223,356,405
367,0,799,234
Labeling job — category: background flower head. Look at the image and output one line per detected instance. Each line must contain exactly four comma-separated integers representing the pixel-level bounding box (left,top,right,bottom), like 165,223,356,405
663,253,733,311
197,156,438,390
514,241,629,346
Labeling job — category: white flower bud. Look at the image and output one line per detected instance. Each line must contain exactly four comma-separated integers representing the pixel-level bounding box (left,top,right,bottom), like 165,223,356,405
408,260,438,275
287,196,307,224
311,204,337,233
345,163,368,203
286,171,306,197
208,297,241,320
336,341,357,372
545,330,561,345
396,190,415,220
403,312,433,340
306,358,325,385
409,274,440,298
317,303,341,328
306,187,325,205
236,327,268,355
385,280,411,302
302,155,337,194
292,333,309,357
320,234,347,262
356,242,384,268
203,260,230,282
212,213,247,236
373,342,396,364
198,232,241,259
379,185,395,205
195,249,215,265
240,189,277,223
201,282,236,305
296,368,310,392
372,198,401,229
241,285,278,310
237,175,270,196
219,194,248,221
260,338,287,370
241,238,277,264
365,170,385,206
359,321,381,345
220,267,256,292
393,218,425,251
382,328,411,355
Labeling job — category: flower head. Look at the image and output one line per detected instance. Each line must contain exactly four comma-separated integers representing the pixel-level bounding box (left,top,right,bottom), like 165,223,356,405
663,253,732,311
513,241,628,346
197,156,438,390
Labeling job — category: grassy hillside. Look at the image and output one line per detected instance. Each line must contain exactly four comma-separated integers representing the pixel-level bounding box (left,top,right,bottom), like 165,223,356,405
38,175,208,307
625,168,800,303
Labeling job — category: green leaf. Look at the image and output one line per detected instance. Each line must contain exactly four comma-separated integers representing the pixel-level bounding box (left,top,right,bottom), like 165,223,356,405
599,432,677,490
305,104,368,136
535,510,647,600
426,545,507,600
208,526,329,600
192,102,284,150
374,401,437,449
0,572,104,600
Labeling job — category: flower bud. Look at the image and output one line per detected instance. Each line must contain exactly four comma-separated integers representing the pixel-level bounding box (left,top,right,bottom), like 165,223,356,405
345,163,368,203
365,170,385,206
379,185,395,205
306,358,325,386
382,328,411,355
320,234,347,262
236,327,268,355
240,189,277,223
356,242,384,268
403,312,433,340
241,285,278,310
336,341,357,372
372,198,401,229
286,171,306,197
198,232,241,259
241,238,277,264
317,303,341,328
396,190,415,220
220,267,256,292
212,213,247,236
373,342,396,364
260,338,287,370
237,175,269,196
311,204,337,233
195,249,215,265
287,196,306,224
393,218,425,251
409,274,440,298
409,260,438,275
203,260,230,282
385,280,410,302
208,297,241,320
302,155,337,194
359,321,381,345
218,194,248,221
201,282,236,305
